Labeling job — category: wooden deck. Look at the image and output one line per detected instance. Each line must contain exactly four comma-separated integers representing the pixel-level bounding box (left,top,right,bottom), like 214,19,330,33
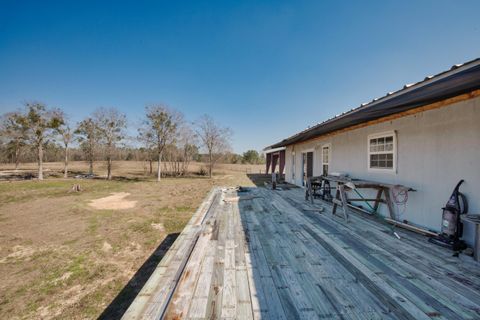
123,186,480,320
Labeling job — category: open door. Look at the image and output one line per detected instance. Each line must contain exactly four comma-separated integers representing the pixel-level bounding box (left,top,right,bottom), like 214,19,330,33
302,151,314,185
307,152,313,178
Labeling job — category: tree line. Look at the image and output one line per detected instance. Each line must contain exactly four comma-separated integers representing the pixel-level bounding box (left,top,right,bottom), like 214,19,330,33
0,102,264,181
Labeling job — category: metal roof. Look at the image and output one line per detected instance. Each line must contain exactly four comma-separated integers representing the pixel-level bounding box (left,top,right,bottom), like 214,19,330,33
264,146,286,154
266,58,480,150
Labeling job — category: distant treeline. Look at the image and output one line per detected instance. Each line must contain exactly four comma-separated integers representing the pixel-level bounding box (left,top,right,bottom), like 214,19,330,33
0,146,265,167
0,102,264,180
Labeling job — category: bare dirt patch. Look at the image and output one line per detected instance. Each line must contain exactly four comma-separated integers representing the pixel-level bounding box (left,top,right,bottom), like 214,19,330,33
0,245,36,264
151,223,165,232
89,192,137,210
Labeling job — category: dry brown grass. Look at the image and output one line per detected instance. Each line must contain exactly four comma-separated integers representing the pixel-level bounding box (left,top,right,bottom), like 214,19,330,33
0,160,265,179
0,161,263,319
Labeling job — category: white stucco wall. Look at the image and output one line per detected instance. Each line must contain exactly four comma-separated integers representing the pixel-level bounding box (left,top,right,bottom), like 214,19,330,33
284,96,480,245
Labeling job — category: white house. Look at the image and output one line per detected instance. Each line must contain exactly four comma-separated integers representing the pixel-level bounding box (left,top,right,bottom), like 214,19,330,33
265,58,480,245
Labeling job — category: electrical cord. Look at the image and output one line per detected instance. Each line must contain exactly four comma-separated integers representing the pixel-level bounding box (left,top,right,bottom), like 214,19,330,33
392,185,408,221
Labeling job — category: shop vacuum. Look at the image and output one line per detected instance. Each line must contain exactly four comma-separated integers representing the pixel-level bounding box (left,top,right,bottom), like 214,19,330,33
429,180,468,251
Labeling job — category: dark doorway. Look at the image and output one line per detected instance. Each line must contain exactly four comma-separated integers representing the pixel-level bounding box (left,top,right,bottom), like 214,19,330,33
307,152,313,177
302,151,313,185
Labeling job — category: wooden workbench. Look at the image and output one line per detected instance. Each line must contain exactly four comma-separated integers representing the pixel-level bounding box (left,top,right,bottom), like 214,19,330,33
306,175,415,221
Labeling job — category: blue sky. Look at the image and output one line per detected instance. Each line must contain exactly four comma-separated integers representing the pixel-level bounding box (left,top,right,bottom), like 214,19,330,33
1,1,479,153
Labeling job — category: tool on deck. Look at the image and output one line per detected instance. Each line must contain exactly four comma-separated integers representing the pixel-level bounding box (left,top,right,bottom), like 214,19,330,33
429,180,468,251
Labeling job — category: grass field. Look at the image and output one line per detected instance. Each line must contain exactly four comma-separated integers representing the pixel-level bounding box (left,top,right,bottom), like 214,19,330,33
0,161,263,319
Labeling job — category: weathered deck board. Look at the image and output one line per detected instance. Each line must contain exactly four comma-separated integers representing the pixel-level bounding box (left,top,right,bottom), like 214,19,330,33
276,188,480,319
123,186,480,320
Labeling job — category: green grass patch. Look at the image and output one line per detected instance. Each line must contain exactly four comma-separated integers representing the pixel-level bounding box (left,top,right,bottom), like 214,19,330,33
88,216,100,234
128,218,155,232
163,214,191,233
175,206,192,213
67,254,88,280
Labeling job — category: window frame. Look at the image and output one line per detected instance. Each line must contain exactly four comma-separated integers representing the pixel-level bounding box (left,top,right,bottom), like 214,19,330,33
367,131,397,173
321,143,331,175
321,143,331,166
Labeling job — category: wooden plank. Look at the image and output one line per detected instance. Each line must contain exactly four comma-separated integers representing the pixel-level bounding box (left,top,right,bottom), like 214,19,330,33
252,197,319,320
373,188,384,212
240,199,288,320
334,204,480,295
221,269,236,318
205,194,228,320
301,223,431,320
218,193,237,319
338,184,350,221
384,218,439,237
282,187,480,290
383,188,396,220
249,233,288,319
164,228,212,318
231,200,254,320
261,199,354,318
244,251,263,320
240,204,269,319
236,268,254,319
265,189,399,318
187,242,217,318
332,188,340,217
346,198,386,202
269,189,431,319
278,188,480,319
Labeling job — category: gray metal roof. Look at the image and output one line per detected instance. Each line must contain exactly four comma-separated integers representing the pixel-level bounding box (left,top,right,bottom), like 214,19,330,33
266,58,480,150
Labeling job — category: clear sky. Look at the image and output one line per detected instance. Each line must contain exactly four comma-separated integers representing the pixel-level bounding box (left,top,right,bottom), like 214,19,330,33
1,1,479,153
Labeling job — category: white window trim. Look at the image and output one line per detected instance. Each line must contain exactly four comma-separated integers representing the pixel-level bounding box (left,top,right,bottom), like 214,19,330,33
367,131,397,174
321,143,331,166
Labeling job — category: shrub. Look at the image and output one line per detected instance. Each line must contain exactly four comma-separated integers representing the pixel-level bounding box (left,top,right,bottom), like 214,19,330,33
198,167,208,176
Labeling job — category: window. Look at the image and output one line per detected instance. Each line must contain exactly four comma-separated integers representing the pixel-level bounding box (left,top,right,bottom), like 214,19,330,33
368,131,396,172
321,144,330,176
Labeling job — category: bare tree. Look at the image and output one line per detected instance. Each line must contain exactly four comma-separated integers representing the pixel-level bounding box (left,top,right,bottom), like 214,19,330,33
137,124,156,175
195,115,232,178
0,112,28,169
161,124,198,177
16,103,64,180
178,124,198,175
164,144,180,176
141,105,182,182
94,108,127,180
57,121,74,178
75,118,100,175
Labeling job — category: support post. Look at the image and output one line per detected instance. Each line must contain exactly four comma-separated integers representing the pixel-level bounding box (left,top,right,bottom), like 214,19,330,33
332,188,340,217
373,188,384,212
338,184,350,221
383,188,396,220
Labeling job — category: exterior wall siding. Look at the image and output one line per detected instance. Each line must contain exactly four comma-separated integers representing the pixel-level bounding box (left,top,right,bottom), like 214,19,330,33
284,96,480,245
